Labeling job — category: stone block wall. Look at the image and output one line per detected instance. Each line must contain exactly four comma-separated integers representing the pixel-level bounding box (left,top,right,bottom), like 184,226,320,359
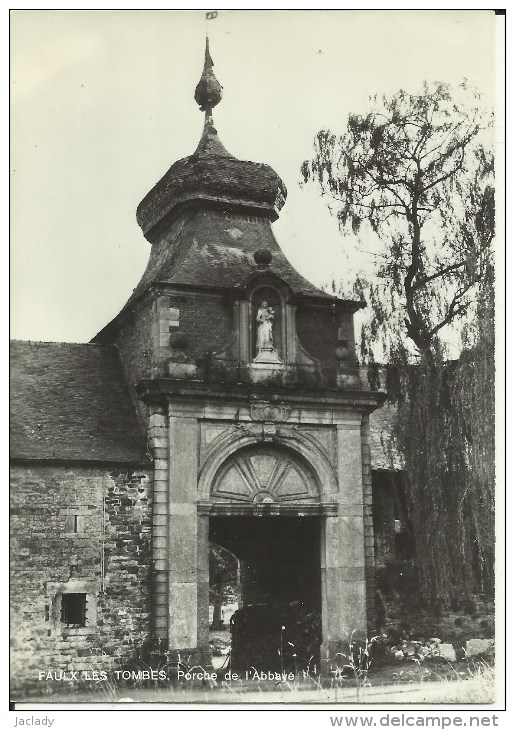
10,464,152,693
114,291,237,395
113,285,360,394
150,293,359,390
160,294,234,362
114,304,154,429
296,306,337,369
296,305,357,378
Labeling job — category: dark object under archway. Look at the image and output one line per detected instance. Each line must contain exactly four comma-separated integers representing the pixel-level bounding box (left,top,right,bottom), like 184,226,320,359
230,603,321,673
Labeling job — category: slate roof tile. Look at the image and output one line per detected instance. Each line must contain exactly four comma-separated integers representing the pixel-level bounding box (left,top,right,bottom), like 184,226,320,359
121,209,335,315
10,341,147,464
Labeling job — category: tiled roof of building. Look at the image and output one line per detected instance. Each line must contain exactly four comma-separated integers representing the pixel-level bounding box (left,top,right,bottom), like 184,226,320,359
135,135,287,240
10,341,147,464
130,209,336,305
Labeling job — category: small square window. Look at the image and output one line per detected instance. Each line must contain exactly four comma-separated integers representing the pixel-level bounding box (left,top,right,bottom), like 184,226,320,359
63,513,85,535
60,593,87,627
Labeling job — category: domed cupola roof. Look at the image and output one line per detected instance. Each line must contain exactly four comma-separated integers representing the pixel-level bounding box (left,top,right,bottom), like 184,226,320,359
136,38,287,242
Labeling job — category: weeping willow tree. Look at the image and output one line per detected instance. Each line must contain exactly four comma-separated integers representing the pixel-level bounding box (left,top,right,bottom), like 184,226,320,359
302,82,495,609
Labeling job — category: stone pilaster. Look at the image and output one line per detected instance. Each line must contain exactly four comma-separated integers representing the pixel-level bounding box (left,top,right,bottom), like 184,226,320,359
320,418,367,671
361,413,376,633
166,412,212,665
148,405,169,642
196,513,211,665
239,301,250,362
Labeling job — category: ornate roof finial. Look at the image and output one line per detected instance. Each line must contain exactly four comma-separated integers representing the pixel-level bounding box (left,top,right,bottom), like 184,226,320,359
194,37,223,117
192,36,231,158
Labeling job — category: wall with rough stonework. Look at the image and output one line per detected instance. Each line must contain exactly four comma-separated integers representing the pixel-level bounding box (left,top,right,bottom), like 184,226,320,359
114,303,155,430
10,464,152,694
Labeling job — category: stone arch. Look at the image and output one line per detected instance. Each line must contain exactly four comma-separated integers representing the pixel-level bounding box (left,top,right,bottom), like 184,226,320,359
211,444,318,504
246,272,292,302
198,429,338,502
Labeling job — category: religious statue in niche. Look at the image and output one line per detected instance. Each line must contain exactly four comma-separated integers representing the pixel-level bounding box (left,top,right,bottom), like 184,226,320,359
256,302,274,350
254,300,282,364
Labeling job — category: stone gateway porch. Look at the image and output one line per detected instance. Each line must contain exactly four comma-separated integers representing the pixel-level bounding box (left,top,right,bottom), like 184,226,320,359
137,382,384,672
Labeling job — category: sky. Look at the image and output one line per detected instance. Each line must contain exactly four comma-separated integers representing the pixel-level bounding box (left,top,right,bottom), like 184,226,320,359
10,9,497,343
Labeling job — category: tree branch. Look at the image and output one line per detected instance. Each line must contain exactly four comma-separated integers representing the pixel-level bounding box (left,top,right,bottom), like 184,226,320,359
428,280,476,338
413,261,467,290
422,147,466,192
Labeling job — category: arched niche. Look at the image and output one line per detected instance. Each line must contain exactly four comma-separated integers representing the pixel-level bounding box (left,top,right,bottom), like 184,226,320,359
250,284,284,362
211,444,319,505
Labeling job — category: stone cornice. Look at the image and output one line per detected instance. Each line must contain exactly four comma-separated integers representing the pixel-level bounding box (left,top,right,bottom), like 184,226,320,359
136,378,387,414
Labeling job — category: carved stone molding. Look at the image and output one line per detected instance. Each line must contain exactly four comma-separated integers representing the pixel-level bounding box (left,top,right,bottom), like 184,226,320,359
197,501,338,516
262,423,277,441
249,401,291,422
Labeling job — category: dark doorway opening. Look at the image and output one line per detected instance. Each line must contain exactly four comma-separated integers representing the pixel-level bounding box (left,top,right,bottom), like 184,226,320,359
209,516,322,673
